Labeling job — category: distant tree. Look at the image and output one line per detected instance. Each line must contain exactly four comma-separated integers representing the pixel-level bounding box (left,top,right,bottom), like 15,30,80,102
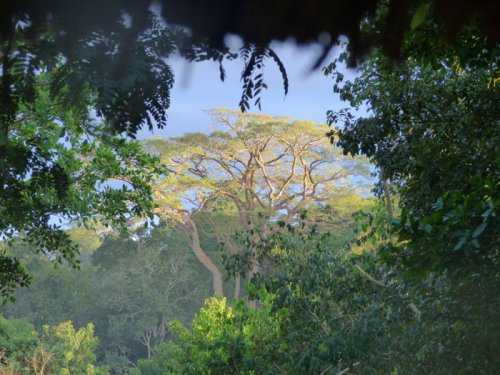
0,317,106,374
40,321,106,375
145,109,370,296
2,243,101,334
90,226,208,370
0,315,40,372
1,225,212,373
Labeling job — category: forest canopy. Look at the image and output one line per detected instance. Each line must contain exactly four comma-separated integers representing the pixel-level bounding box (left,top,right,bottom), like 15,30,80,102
0,1,499,374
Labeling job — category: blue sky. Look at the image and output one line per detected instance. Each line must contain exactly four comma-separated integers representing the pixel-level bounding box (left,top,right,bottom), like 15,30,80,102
139,39,359,138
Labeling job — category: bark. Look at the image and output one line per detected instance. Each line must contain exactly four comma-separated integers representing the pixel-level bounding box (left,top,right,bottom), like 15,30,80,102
247,257,260,309
381,167,394,221
233,274,241,299
181,218,224,296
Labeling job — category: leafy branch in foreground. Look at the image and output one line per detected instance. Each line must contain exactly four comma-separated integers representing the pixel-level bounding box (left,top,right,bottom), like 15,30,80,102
239,44,289,111
326,23,500,274
0,71,165,302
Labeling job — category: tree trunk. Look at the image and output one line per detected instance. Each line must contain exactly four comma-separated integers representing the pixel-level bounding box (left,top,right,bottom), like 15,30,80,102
181,219,224,296
247,258,260,309
246,220,269,308
381,167,394,220
233,274,241,299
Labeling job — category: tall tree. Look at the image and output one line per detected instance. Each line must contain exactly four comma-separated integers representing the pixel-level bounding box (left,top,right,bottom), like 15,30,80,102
145,109,369,296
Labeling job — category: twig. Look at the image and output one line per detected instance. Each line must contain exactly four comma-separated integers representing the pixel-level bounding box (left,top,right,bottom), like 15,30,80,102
354,264,386,288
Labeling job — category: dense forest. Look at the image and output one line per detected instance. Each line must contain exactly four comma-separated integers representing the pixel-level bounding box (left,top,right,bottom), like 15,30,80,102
1,1,499,374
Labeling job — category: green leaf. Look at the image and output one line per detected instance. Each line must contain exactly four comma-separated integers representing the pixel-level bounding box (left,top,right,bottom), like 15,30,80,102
453,236,467,252
472,222,487,238
411,3,431,31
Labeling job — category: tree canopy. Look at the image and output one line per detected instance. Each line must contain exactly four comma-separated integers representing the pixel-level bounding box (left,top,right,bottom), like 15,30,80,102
145,109,370,296
0,316,106,374
0,1,499,373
